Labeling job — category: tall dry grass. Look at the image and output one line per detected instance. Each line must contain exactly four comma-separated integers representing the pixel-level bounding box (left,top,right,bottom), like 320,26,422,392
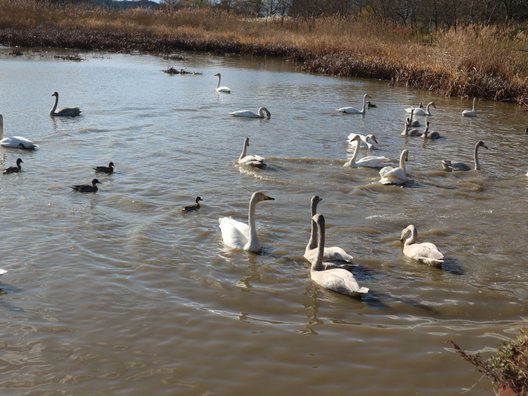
0,0,526,104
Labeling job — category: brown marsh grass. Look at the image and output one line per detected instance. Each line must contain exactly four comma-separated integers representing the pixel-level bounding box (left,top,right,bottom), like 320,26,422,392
0,0,527,105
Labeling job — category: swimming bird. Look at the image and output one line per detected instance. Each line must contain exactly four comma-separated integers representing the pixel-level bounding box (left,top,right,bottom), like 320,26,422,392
50,92,81,117
310,214,369,297
0,114,38,150
421,122,441,139
214,73,231,93
406,101,436,116
337,93,371,114
304,195,354,265
441,140,488,171
218,191,274,253
347,133,379,150
182,196,203,212
344,135,392,168
407,108,421,127
401,120,422,137
462,97,478,117
379,149,409,185
400,224,444,266
238,137,266,169
72,178,100,193
229,107,271,119
367,101,377,108
93,162,115,174
3,158,23,174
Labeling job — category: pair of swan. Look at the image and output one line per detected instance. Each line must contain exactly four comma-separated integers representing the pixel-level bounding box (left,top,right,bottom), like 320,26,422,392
50,92,81,117
230,107,271,119
0,115,38,150
182,196,203,212
441,141,488,171
3,158,23,174
405,101,436,116
337,93,371,114
304,195,354,265
400,225,444,266
379,149,409,185
344,135,392,168
72,178,100,193
462,98,477,117
94,162,115,174
214,73,231,94
310,214,369,297
238,137,266,168
219,191,274,253
347,133,378,150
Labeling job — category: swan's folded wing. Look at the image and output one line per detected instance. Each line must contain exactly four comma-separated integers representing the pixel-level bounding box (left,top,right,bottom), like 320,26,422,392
312,268,368,297
219,217,249,249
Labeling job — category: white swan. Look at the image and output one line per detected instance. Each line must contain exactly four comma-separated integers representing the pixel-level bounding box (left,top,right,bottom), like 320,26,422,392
0,115,38,150
214,73,231,93
379,149,409,185
400,224,444,266
401,120,422,137
50,92,81,117
304,195,354,265
407,108,421,127
229,107,271,119
0,269,6,276
441,140,488,171
347,133,378,149
462,97,477,117
405,101,435,116
344,135,392,168
337,93,371,114
238,137,266,169
218,191,274,253
310,214,369,297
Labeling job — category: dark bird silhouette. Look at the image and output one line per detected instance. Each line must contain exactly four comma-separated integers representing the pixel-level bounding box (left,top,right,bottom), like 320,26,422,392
182,196,203,212
72,178,101,193
94,161,115,174
3,158,23,174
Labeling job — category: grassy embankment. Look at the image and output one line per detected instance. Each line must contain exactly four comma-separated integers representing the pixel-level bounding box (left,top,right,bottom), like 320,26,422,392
0,0,527,106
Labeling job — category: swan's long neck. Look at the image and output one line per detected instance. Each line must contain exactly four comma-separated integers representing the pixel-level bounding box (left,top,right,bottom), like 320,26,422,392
307,198,319,251
474,143,481,170
360,95,367,114
50,94,58,115
345,138,361,166
246,195,260,252
404,226,417,246
216,75,221,89
312,216,326,272
239,139,248,160
472,98,476,111
425,103,432,115
0,115,3,138
399,151,407,175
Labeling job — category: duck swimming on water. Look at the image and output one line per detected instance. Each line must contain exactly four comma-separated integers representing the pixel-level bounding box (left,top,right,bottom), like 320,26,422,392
182,196,203,212
94,162,115,174
72,178,100,193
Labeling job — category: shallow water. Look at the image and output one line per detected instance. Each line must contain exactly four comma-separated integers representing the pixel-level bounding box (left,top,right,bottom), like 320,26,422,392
0,48,527,395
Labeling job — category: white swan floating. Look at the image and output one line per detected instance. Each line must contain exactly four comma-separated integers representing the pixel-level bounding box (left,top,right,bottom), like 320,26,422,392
238,137,266,169
50,92,81,117
400,224,444,266
347,133,378,150
379,149,409,185
344,135,392,168
462,97,477,117
304,195,354,265
405,101,436,116
337,93,371,114
0,115,38,150
219,191,274,253
214,73,231,93
441,140,488,171
310,214,369,297
230,107,271,119
0,269,7,276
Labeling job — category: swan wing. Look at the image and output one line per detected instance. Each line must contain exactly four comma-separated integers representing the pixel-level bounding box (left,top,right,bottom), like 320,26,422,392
56,107,81,117
217,86,231,93
239,155,266,168
219,217,249,250
355,155,391,168
462,110,477,117
230,110,259,118
0,269,7,275
304,246,354,264
379,166,407,185
311,268,368,297
337,107,361,114
405,243,444,265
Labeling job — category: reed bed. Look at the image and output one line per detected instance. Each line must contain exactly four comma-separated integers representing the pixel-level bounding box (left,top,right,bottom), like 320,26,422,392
0,0,527,105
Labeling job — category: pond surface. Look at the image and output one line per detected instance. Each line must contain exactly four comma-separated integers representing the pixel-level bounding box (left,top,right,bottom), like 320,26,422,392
0,48,527,395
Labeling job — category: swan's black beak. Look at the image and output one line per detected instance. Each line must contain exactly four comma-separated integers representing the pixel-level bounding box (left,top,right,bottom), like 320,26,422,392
483,144,489,149
265,195,275,201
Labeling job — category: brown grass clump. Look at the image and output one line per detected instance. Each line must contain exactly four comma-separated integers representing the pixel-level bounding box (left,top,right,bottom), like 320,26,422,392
0,1,527,106
451,328,528,394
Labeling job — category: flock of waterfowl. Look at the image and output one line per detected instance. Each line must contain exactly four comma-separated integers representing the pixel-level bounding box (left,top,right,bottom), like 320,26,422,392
0,72,505,298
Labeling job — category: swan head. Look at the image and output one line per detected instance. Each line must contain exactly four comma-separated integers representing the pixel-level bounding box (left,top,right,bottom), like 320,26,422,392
366,134,378,144
195,196,203,203
429,102,436,109
244,137,250,147
310,195,322,215
477,140,488,150
214,73,221,77
252,191,274,203
16,158,23,166
401,149,409,162
350,134,361,144
92,178,101,186
52,91,58,97
400,224,416,242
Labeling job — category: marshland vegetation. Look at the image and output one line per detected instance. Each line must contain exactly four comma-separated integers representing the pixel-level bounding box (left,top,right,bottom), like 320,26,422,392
0,0,527,106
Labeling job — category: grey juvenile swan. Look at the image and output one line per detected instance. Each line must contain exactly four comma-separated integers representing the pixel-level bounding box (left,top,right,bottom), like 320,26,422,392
441,140,488,171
